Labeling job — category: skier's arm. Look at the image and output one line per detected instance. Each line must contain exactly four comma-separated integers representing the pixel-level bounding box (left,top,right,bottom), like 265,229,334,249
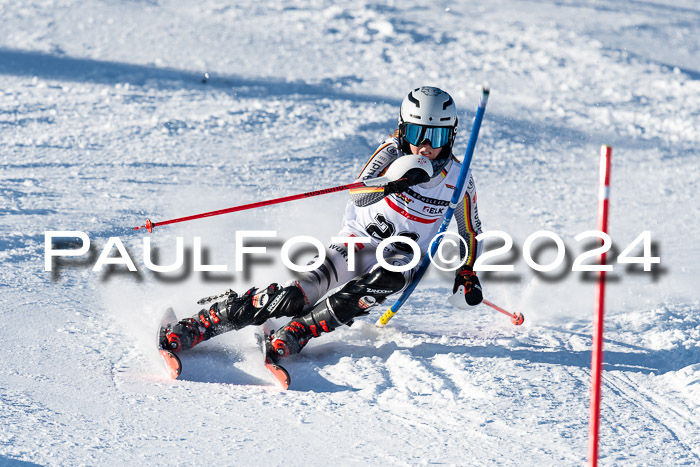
349,141,398,207
452,174,484,306
349,140,432,207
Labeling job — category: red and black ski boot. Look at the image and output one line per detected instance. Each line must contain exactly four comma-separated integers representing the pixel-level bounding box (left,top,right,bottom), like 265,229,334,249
161,318,204,353
271,266,406,357
270,301,342,357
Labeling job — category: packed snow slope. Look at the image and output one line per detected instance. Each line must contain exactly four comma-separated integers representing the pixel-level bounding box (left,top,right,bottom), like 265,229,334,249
1,0,698,465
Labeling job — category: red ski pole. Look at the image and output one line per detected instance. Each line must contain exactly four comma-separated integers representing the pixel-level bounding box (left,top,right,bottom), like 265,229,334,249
132,172,406,233
133,180,369,233
482,299,524,326
132,153,434,233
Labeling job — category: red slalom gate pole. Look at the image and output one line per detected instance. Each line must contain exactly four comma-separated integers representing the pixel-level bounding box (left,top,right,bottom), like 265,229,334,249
133,180,369,233
589,145,612,467
482,299,524,326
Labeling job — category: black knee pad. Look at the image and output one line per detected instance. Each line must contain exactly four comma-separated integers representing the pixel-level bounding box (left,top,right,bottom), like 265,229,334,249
225,284,306,329
328,267,406,323
264,285,306,320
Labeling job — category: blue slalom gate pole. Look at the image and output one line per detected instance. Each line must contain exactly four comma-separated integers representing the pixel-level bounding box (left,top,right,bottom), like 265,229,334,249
376,85,490,327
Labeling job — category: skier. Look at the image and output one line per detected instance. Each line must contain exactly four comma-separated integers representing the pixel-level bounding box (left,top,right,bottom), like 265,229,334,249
162,86,484,358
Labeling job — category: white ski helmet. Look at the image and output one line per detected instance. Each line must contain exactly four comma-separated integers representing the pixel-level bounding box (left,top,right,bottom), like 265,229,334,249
398,86,458,174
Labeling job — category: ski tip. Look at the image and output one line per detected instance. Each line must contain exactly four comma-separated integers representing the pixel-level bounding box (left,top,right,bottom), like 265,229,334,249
159,349,182,379
265,362,290,390
512,313,525,326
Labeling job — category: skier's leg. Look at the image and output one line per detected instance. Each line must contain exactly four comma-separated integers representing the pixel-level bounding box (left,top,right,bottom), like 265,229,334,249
163,284,306,353
287,239,365,312
163,238,400,354
270,255,412,357
162,240,356,353
218,239,363,338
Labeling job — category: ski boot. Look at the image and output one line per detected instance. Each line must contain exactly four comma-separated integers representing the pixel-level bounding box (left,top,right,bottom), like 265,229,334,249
270,302,343,357
271,266,406,357
162,284,306,353
161,318,203,353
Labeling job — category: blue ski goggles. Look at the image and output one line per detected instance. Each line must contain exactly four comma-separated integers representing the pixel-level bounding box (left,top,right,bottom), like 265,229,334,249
402,123,453,148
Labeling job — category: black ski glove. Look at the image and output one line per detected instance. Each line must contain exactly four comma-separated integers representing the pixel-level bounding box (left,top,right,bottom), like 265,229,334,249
384,167,431,195
452,266,483,306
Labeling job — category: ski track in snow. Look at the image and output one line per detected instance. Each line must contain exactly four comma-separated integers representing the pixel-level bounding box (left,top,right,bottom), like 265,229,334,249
1,0,699,465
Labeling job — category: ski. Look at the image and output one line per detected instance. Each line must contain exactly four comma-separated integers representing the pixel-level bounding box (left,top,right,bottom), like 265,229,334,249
156,307,182,379
259,322,291,390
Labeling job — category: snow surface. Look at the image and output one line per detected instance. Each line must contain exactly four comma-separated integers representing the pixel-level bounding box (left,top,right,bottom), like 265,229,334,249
1,0,698,465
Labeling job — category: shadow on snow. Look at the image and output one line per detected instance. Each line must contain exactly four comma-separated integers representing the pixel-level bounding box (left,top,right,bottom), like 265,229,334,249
0,48,399,106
